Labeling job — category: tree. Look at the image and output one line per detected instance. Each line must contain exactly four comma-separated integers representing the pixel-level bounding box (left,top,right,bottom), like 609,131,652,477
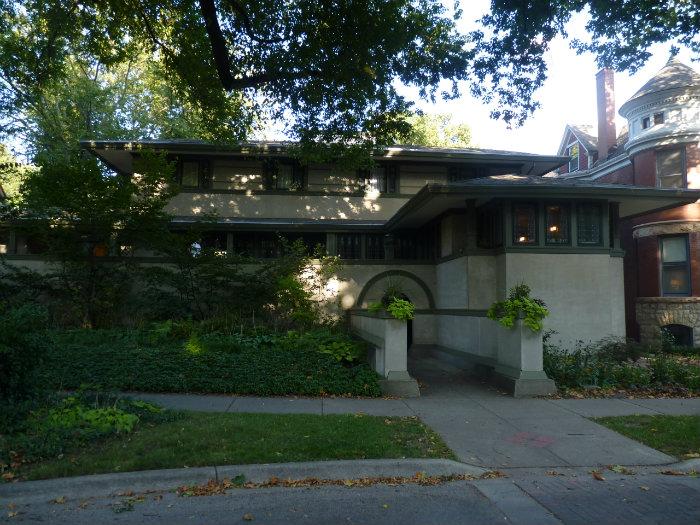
0,145,35,202
394,113,472,148
0,1,471,155
5,152,177,327
470,1,700,125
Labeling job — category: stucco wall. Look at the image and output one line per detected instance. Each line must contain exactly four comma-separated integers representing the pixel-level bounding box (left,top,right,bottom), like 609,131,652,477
501,253,625,347
166,193,408,221
435,257,468,308
432,314,498,360
338,264,436,310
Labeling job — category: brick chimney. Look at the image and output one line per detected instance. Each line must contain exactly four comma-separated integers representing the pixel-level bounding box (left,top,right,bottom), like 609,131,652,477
596,68,616,161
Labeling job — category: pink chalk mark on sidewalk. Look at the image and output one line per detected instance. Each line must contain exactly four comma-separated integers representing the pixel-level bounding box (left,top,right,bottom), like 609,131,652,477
506,432,555,448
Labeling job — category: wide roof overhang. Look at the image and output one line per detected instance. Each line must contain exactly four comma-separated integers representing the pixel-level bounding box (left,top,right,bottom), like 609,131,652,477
386,177,700,230
80,140,568,177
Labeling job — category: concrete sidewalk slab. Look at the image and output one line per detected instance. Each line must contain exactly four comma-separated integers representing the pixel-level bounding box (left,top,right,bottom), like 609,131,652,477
229,397,323,414
322,398,413,416
548,398,662,417
129,393,235,412
622,397,700,415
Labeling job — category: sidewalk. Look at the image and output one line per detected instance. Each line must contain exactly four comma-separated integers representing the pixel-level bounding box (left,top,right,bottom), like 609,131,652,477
129,356,699,469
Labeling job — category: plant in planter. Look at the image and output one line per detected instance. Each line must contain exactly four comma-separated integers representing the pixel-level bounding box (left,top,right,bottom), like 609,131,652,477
487,283,548,332
366,279,415,321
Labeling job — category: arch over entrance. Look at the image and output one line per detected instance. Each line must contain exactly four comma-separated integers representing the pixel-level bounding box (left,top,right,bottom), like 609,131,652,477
356,269,436,310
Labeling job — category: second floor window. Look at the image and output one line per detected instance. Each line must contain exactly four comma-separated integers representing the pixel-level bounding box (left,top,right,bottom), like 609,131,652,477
268,161,305,191
365,165,398,194
657,148,685,189
178,159,210,189
660,235,690,296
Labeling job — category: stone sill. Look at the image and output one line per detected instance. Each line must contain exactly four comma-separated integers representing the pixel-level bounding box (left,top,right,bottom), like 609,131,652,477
637,297,700,303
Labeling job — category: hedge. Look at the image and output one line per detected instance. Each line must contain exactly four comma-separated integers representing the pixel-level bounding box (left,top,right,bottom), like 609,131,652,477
39,330,382,397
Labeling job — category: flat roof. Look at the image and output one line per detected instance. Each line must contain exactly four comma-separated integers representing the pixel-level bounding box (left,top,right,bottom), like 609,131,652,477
80,139,569,177
385,175,700,229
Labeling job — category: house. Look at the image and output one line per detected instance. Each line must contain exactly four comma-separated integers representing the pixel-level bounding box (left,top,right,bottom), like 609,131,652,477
1,137,695,395
554,57,700,346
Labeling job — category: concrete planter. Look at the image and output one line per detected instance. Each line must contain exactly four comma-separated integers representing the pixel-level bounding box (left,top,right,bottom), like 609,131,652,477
494,319,556,397
349,310,420,397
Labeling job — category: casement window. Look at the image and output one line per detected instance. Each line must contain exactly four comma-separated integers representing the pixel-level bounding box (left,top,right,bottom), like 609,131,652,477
545,204,570,245
512,203,537,245
365,234,385,260
657,148,686,189
566,142,580,172
282,232,326,255
336,233,362,259
477,207,503,249
576,203,603,245
231,232,278,258
660,235,691,296
365,165,398,194
267,161,306,191
448,165,488,182
394,231,435,260
178,159,211,189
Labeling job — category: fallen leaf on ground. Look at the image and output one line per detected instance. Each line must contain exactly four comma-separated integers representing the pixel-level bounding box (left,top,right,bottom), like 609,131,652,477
661,470,686,476
51,496,66,505
609,465,636,475
242,513,254,521
640,486,650,491
545,470,564,476
7,511,18,518
591,471,605,481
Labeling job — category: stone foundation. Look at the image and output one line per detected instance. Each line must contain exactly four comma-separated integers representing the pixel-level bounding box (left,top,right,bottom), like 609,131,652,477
636,297,700,346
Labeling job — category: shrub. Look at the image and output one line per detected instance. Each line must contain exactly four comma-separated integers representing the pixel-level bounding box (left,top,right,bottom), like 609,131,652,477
38,329,381,397
0,304,50,400
487,283,548,332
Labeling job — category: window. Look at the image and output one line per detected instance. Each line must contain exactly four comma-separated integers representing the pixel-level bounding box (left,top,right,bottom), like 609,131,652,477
282,232,326,255
264,160,305,191
660,236,691,296
642,116,651,129
477,207,503,249
394,230,436,260
365,234,385,259
654,112,665,125
336,233,362,259
231,232,278,258
576,203,603,245
178,159,211,189
512,203,537,245
366,165,398,194
566,143,579,172
545,204,570,245
657,148,686,189
201,232,228,254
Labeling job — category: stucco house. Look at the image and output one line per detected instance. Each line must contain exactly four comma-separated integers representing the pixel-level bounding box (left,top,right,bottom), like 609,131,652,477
2,135,697,395
554,57,700,347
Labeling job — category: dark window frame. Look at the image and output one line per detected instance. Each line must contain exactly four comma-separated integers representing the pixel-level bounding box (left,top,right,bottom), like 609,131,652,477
177,157,211,190
566,142,580,172
656,146,687,189
364,233,386,260
477,205,504,249
336,232,362,260
642,116,651,129
654,112,665,125
361,164,399,195
659,234,692,297
512,202,538,246
263,159,307,191
544,202,571,246
576,202,603,246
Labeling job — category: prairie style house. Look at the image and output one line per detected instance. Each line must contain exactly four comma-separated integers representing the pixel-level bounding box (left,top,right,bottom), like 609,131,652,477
555,57,700,346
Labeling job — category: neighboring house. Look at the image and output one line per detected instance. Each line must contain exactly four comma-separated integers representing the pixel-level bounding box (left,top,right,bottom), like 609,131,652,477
2,139,694,394
554,57,700,345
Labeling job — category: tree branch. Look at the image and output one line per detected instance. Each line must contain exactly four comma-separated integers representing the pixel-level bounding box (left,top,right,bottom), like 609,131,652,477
198,0,236,90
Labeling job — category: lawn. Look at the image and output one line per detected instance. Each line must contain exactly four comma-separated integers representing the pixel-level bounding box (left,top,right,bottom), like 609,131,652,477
21,412,454,481
595,415,700,459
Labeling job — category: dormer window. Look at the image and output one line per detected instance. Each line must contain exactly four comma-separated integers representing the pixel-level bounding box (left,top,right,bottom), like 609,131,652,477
566,142,579,172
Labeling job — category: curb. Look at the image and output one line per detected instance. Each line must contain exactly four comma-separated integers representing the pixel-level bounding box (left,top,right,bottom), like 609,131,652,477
0,459,487,504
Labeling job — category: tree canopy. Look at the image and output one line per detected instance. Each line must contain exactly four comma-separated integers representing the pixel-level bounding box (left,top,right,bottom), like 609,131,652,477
394,113,472,148
470,0,700,124
0,0,471,155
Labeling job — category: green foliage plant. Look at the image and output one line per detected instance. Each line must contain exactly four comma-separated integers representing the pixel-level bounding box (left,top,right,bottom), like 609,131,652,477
487,283,548,332
386,298,415,321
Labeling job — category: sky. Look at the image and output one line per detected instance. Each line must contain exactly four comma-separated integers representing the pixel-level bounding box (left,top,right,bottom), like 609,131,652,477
396,0,698,155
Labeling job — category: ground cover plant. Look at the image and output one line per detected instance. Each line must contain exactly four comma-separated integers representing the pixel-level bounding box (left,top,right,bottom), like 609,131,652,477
39,325,380,397
595,415,700,460
543,335,700,396
20,411,453,481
